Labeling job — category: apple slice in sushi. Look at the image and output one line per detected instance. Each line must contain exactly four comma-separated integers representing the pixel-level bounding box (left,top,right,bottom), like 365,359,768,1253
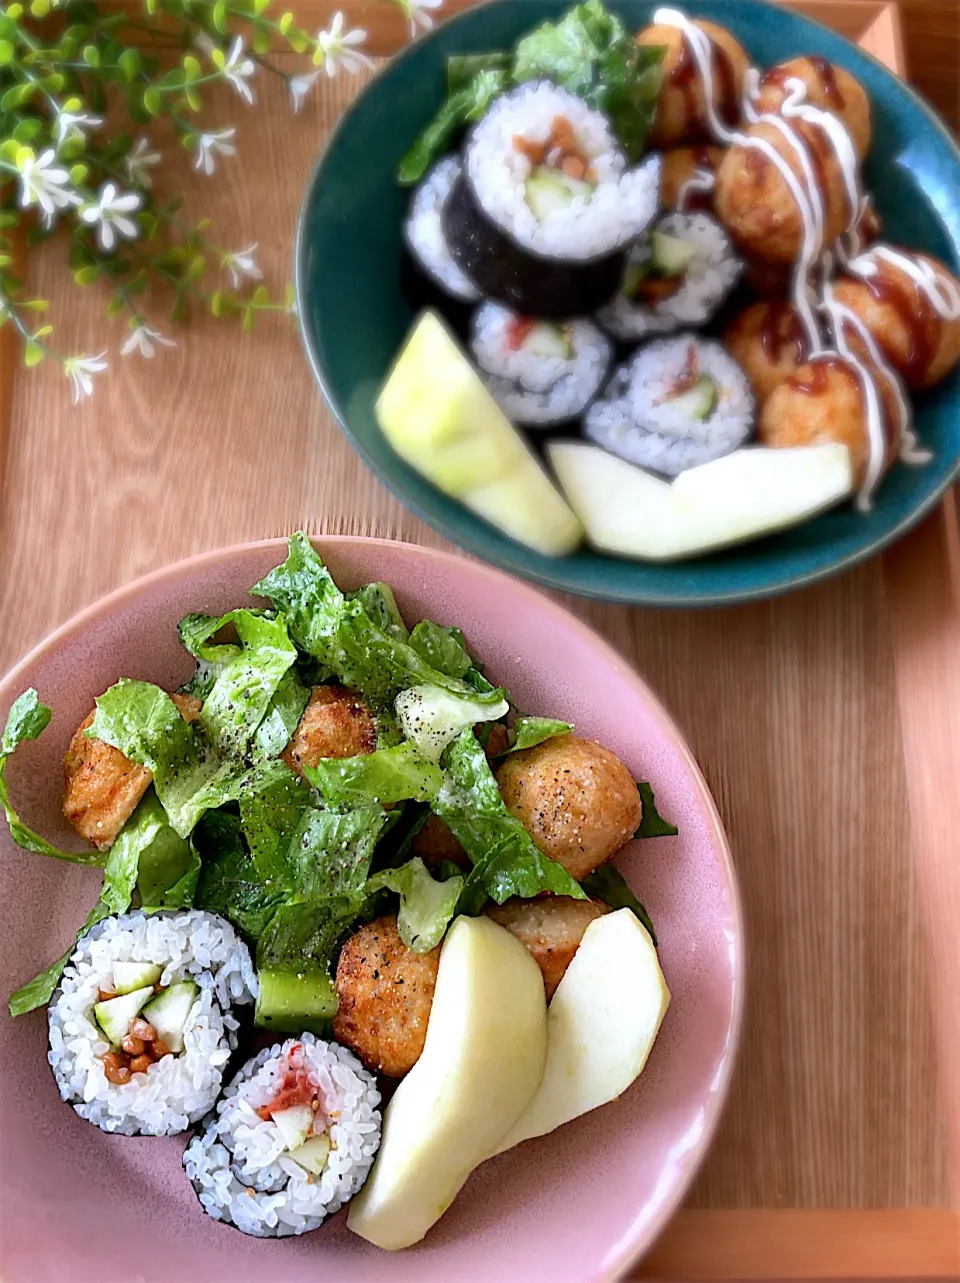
549,442,854,561
376,310,583,557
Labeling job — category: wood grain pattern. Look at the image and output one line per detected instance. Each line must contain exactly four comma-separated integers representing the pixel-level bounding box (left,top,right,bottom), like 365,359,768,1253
636,1209,960,1278
0,3,958,1277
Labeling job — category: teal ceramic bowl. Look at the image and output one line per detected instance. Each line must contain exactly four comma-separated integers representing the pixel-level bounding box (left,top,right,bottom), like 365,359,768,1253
295,0,960,606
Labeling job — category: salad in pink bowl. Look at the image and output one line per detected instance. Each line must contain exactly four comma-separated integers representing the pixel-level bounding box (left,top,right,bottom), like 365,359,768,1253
0,535,741,1282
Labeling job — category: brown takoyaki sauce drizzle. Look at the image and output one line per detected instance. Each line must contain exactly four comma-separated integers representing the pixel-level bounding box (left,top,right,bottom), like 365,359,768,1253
807,57,844,109
760,304,806,364
786,355,858,396
693,145,718,169
672,36,738,127
863,265,939,384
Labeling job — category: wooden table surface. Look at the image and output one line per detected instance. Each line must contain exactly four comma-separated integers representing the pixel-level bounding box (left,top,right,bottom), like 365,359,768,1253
0,1,959,1279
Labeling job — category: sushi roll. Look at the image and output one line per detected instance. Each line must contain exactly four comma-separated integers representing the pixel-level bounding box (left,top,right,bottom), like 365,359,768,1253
470,302,612,427
47,909,256,1136
183,1034,381,1238
443,82,661,318
584,335,754,476
598,212,743,342
403,156,480,304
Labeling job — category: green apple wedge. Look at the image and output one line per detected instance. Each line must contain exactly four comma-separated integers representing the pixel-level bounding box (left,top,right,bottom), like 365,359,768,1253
549,441,853,561
490,908,670,1156
376,310,584,557
347,915,548,1250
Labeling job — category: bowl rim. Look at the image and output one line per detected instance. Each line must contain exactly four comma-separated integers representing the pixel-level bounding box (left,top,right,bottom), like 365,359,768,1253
0,533,744,1279
293,0,960,608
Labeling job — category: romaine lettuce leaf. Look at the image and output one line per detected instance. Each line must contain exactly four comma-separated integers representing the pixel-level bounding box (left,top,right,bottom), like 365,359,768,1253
407,621,473,680
303,742,444,808
255,534,501,710
396,683,510,763
195,611,297,758
350,582,408,642
253,667,310,760
8,790,188,1015
193,810,287,938
367,856,463,952
447,51,510,92
433,729,587,914
580,865,656,946
0,690,105,866
133,791,198,909
501,715,573,755
635,782,678,838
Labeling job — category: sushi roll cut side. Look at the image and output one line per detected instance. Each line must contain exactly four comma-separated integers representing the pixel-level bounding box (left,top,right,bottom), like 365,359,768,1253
403,156,481,303
47,909,257,1137
598,212,743,342
471,302,612,426
585,335,755,476
183,1034,381,1238
443,82,661,318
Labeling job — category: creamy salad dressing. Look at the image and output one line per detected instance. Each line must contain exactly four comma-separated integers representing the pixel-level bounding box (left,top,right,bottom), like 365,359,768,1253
652,6,924,508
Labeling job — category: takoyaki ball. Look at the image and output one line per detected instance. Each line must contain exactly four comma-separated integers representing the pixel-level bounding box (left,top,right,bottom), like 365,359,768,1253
723,302,807,405
660,145,725,211
484,896,610,999
830,252,960,390
410,812,469,868
753,58,872,158
715,121,851,263
637,20,749,146
757,356,900,485
495,736,642,881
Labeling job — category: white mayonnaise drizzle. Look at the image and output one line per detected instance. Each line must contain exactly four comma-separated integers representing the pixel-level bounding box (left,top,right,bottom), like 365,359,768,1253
676,167,716,210
652,6,935,509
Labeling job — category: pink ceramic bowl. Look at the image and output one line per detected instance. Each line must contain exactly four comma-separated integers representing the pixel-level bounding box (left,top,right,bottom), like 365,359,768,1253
0,538,742,1283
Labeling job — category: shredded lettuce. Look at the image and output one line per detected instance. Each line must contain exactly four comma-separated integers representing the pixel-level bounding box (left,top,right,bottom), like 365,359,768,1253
407,621,473,680
303,742,444,808
193,810,288,938
9,791,189,1015
396,683,510,762
0,690,105,866
398,0,665,182
501,715,573,755
580,865,656,946
367,856,463,952
134,792,199,910
433,729,587,915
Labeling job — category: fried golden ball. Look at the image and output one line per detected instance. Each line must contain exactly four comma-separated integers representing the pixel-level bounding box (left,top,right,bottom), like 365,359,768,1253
333,915,440,1078
495,736,641,881
753,57,871,158
485,896,609,998
637,20,749,146
281,684,376,777
410,812,469,868
659,145,725,212
63,692,201,850
831,251,960,390
723,302,807,405
757,356,900,486
715,121,851,263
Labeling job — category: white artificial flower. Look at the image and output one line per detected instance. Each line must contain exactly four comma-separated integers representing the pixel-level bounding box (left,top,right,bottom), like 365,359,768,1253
16,148,81,226
222,35,256,104
289,70,321,112
64,352,107,403
125,137,162,189
79,183,142,252
55,109,103,146
314,11,373,77
120,323,176,359
396,0,443,37
221,243,263,289
194,127,237,176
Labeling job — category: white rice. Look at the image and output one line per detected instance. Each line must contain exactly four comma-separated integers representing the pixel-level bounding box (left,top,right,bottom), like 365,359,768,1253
404,156,480,301
585,335,755,476
48,910,257,1136
471,301,612,425
183,1034,381,1237
598,212,744,341
466,82,661,259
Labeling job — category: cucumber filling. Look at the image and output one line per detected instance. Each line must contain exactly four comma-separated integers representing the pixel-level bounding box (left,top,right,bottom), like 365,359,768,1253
95,974,199,1083
624,232,696,303
517,114,597,222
